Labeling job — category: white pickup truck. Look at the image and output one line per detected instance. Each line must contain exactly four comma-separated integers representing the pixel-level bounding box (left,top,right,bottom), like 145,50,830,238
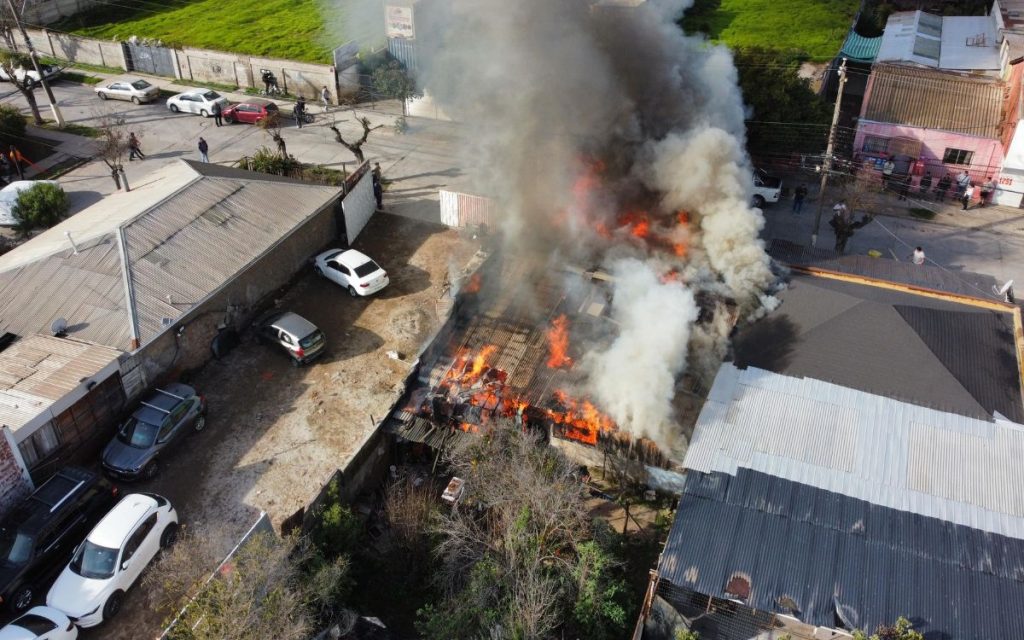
752,169,783,208
0,63,61,88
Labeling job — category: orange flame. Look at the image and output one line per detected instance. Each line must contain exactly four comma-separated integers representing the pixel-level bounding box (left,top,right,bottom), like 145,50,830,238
547,390,615,446
673,243,687,258
545,315,573,369
463,273,482,294
618,210,651,239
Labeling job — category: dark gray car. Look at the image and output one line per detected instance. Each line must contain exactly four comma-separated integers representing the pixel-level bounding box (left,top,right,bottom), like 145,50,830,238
101,383,206,481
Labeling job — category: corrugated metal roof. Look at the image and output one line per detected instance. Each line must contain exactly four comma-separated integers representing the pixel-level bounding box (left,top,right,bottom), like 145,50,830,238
122,175,340,343
875,11,1001,72
840,31,882,63
686,364,1024,539
0,335,121,434
862,64,1005,138
659,468,1024,640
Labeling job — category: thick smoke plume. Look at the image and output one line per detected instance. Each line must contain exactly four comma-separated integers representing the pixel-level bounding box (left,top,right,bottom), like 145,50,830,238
419,0,774,448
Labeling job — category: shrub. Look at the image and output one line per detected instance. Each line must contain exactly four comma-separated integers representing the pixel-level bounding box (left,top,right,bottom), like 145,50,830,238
12,182,69,235
308,478,362,559
0,104,25,145
244,146,301,176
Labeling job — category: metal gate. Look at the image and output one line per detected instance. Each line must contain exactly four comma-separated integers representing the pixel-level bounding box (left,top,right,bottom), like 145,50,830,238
123,42,177,77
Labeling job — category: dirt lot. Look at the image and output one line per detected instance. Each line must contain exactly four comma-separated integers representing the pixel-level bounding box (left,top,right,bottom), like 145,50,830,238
86,213,479,639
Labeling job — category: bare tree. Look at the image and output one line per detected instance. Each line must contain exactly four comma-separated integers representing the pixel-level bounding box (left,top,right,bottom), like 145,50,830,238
0,52,42,125
257,113,288,158
95,113,129,189
328,110,382,163
145,526,349,640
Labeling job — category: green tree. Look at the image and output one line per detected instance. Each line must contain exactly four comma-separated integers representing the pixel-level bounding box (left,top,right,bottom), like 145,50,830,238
732,47,832,156
853,616,925,640
12,182,68,235
371,60,421,117
0,52,43,125
675,630,700,640
0,104,25,145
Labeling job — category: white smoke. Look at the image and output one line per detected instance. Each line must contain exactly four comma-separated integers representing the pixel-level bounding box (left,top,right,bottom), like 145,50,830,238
583,259,698,450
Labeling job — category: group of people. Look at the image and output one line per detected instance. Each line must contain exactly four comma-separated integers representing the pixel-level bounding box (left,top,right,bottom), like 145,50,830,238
916,170,996,210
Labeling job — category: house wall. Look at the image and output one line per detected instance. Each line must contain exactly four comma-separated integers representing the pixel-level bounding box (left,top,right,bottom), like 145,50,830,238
0,427,32,519
854,121,1005,184
998,124,1024,206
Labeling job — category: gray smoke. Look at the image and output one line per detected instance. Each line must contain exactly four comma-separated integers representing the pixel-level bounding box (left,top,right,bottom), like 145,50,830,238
419,0,775,448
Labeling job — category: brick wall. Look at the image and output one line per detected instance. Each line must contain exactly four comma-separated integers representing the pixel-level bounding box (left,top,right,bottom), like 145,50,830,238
0,429,31,520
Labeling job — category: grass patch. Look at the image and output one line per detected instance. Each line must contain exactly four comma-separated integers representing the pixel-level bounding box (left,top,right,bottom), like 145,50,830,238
908,207,937,220
69,61,126,75
681,0,859,61
60,71,102,85
39,122,103,138
52,0,344,64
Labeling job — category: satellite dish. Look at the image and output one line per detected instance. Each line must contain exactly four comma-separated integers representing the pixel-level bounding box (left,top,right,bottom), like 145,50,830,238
50,317,68,337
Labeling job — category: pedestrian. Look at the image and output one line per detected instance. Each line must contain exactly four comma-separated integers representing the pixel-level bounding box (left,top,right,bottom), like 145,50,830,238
897,174,911,201
294,97,306,129
882,156,895,190
372,170,383,210
792,183,808,214
8,146,23,181
832,199,849,222
912,246,926,265
212,100,223,127
320,85,331,111
935,173,952,202
956,170,971,198
128,132,145,161
372,162,382,182
981,176,996,206
919,172,932,199
961,183,975,210
198,137,209,163
261,69,273,95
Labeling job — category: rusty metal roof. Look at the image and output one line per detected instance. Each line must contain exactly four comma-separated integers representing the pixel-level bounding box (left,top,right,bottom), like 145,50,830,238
862,64,1005,138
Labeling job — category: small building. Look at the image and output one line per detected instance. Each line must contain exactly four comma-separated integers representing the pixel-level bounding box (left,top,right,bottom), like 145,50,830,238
875,10,1001,76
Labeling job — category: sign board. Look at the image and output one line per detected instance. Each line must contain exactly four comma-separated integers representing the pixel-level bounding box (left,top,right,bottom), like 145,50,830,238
333,41,360,71
386,5,415,39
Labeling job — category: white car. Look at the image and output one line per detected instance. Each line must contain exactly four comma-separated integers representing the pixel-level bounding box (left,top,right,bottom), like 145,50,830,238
94,79,159,104
0,606,77,640
46,494,177,628
0,64,60,88
314,248,389,296
166,89,229,117
0,181,61,227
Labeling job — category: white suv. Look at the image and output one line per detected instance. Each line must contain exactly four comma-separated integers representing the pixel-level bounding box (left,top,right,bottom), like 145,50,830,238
46,494,178,628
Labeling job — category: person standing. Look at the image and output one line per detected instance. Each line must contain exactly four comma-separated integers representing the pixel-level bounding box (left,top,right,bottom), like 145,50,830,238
792,183,808,214
919,172,932,199
198,137,209,163
882,156,895,190
294,97,306,129
372,169,383,210
912,246,926,265
897,174,911,201
320,85,331,112
956,170,971,198
981,176,996,206
961,183,975,210
935,173,952,202
128,132,145,161
212,101,223,127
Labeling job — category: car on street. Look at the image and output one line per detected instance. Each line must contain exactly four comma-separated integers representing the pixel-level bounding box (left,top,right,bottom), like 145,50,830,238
46,493,178,628
101,384,206,482
0,64,60,88
165,89,229,117
93,79,159,104
0,468,119,614
0,606,77,639
313,249,389,297
751,168,782,208
256,311,326,366
0,181,62,228
222,99,279,125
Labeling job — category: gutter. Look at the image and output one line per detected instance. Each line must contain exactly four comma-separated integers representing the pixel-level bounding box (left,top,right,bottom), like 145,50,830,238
116,227,141,350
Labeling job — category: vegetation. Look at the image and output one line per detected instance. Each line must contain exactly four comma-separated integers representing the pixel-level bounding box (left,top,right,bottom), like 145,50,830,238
0,104,25,145
58,71,102,85
0,52,44,125
853,617,925,640
371,60,422,117
95,114,129,188
53,0,340,63
40,122,102,138
12,182,69,235
675,630,700,640
680,0,859,61
329,111,383,163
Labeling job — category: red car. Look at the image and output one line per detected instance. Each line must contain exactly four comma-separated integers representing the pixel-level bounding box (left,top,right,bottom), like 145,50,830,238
222,99,280,125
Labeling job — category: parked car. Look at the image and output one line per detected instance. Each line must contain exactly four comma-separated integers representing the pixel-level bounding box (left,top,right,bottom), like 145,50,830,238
0,606,77,639
93,79,159,104
165,89,229,117
0,64,60,88
46,493,177,628
222,99,279,125
256,311,326,366
313,249,389,297
0,468,119,614
752,169,783,208
0,181,62,228
101,384,206,482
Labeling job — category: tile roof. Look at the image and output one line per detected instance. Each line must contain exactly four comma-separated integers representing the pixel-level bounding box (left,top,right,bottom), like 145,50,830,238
0,335,122,436
685,364,1024,539
659,468,1024,640
839,31,882,63
734,270,1023,422
862,64,1005,138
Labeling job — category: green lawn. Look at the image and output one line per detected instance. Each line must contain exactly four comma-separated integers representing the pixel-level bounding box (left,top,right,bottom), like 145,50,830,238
682,0,860,61
53,0,348,63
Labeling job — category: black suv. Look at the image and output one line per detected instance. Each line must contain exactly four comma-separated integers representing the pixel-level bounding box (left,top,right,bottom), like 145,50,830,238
0,467,119,613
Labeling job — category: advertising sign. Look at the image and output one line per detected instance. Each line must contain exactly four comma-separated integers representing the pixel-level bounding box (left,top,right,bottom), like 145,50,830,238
386,5,415,39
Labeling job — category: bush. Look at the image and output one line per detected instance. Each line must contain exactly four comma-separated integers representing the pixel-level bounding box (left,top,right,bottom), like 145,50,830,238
12,182,69,234
308,478,362,559
0,104,25,145
244,146,301,176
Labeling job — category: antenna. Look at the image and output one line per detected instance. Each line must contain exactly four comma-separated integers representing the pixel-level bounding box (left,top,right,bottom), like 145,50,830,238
50,317,67,337
63,231,79,255
993,280,1015,303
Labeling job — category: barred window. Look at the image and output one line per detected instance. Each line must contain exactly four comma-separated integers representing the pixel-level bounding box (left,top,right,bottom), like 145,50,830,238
943,148,974,165
863,136,890,154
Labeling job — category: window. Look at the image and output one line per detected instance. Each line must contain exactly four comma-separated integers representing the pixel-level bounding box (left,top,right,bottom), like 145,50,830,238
863,136,890,154
122,513,157,563
943,148,974,165
18,422,61,467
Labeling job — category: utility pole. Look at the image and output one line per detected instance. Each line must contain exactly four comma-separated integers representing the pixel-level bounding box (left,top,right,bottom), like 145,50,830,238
811,57,847,248
4,0,64,126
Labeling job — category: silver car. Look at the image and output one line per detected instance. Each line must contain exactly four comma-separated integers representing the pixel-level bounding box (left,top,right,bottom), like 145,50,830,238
94,79,160,104
256,311,326,366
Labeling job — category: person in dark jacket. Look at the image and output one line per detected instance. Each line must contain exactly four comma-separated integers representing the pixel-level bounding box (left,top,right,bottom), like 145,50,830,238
294,97,306,129
935,173,952,202
198,137,209,163
212,100,223,127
